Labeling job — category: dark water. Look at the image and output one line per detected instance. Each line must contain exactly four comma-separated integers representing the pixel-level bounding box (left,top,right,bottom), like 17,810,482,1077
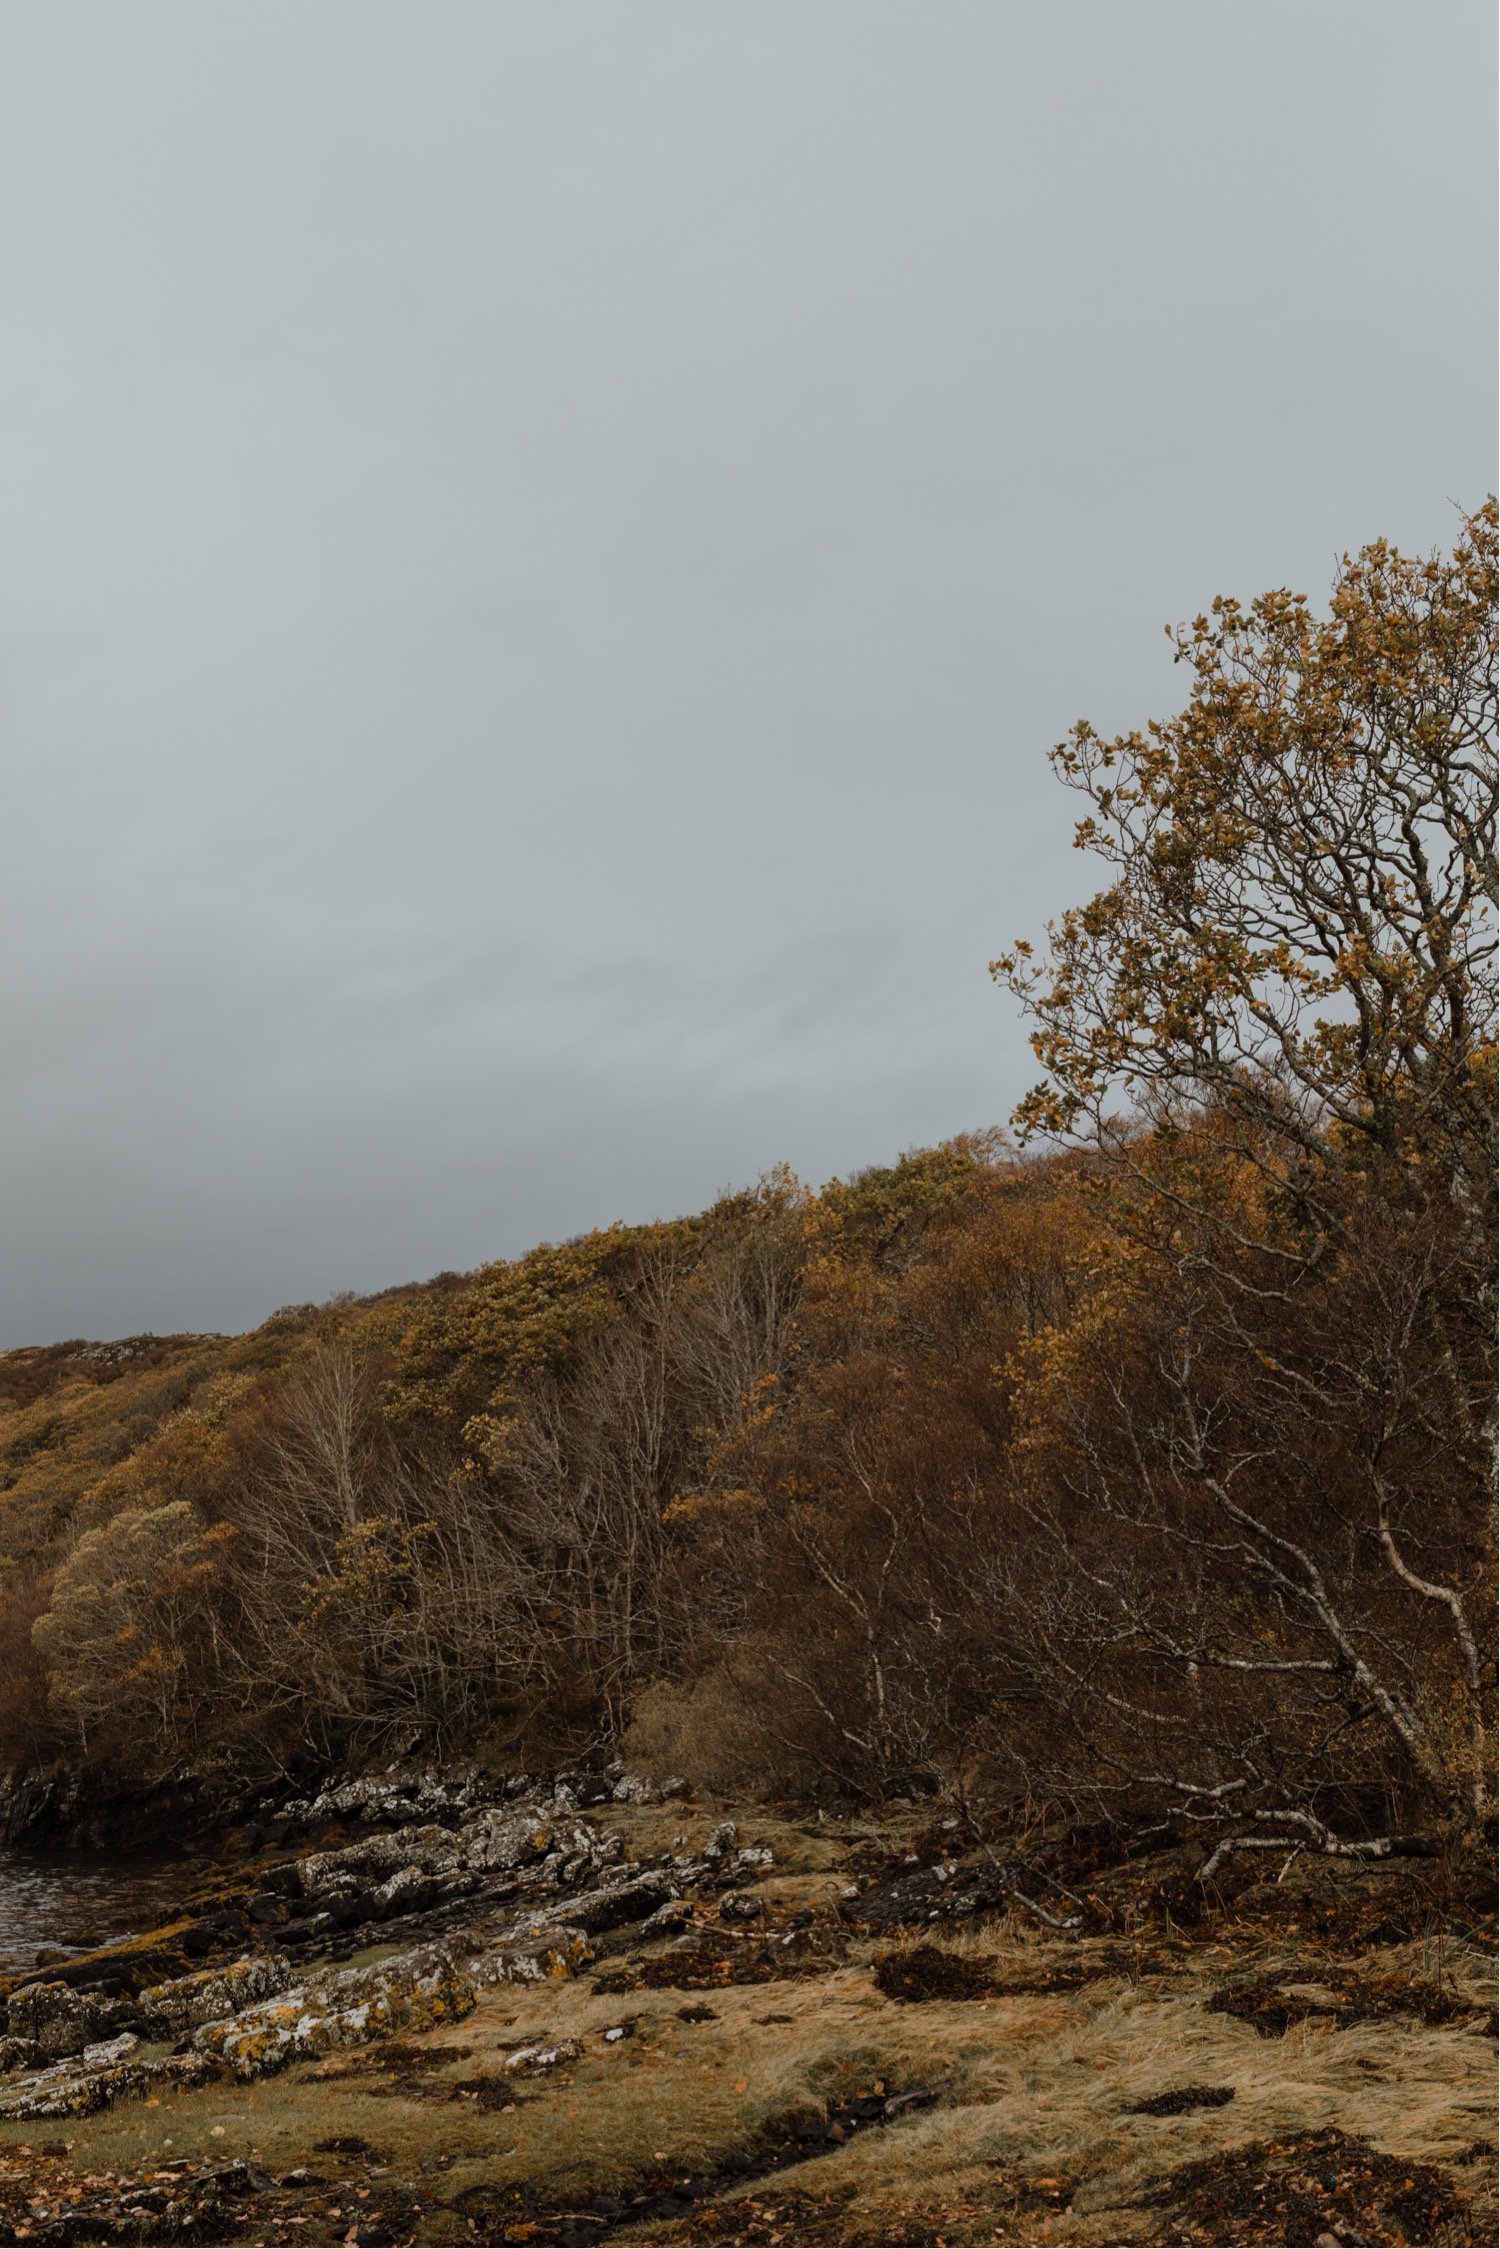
0,1848,200,1975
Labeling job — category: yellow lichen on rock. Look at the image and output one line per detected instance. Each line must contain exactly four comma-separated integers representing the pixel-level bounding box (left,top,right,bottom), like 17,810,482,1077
194,1946,479,2080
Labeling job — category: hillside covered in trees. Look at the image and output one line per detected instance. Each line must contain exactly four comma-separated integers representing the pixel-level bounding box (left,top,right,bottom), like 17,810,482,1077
2,506,1494,1891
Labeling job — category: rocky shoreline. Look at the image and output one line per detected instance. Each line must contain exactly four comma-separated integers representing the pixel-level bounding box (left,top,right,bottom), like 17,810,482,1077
0,1773,241,1858
0,1770,1492,2247
0,1763,792,2124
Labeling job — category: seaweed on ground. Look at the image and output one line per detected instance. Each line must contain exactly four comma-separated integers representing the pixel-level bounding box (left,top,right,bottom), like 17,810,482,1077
592,1924,846,1994
1207,1966,1481,2038
872,1945,998,2003
1128,2084,1236,2116
1145,2125,1476,2246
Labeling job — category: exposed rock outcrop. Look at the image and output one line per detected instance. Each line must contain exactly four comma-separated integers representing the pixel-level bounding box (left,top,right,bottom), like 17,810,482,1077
5,1979,134,2060
0,1762,780,2127
0,2047,218,2121
193,1941,479,2080
137,1954,296,2037
0,1920,598,2117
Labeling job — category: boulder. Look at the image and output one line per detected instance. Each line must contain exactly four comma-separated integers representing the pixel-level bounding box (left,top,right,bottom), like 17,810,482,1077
529,1868,678,1935
296,1823,459,1898
1,1922,592,2117
264,1766,490,1835
0,2048,216,2123
0,2036,45,2076
194,1942,477,2081
138,1955,295,2038
640,1898,695,1936
466,1929,594,1987
281,1805,586,1934
458,1808,557,1873
368,1863,447,1918
6,1981,119,2061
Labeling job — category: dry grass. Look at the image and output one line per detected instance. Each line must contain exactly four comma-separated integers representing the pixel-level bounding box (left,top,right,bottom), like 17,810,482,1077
681,1959,1494,2245
595,1801,858,1876
0,1900,1492,2244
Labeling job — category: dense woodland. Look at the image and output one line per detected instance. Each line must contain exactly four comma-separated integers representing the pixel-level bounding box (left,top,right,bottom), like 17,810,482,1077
1,505,1494,1883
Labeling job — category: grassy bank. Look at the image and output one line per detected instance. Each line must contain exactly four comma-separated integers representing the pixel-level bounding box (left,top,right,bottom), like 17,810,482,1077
0,1802,1493,2247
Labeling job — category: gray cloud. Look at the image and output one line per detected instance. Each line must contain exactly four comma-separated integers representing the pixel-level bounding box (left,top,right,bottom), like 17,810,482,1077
1,0,1494,1343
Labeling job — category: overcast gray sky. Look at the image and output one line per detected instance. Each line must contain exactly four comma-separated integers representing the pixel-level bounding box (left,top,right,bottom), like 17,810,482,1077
2,0,1494,1347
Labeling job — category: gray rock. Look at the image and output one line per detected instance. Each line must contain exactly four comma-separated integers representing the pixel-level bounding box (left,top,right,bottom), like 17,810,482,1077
138,1955,295,2038
369,1863,445,1918
455,1806,558,1873
296,1823,459,1898
0,2048,216,2123
194,1941,477,2080
0,1921,595,2122
640,1898,695,1936
719,1891,765,1923
6,1981,113,2061
465,1929,594,1986
275,1767,490,1834
547,1869,678,1934
503,2036,581,2074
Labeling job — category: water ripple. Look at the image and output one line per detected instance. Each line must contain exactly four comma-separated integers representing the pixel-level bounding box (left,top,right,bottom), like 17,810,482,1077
0,1848,197,1974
